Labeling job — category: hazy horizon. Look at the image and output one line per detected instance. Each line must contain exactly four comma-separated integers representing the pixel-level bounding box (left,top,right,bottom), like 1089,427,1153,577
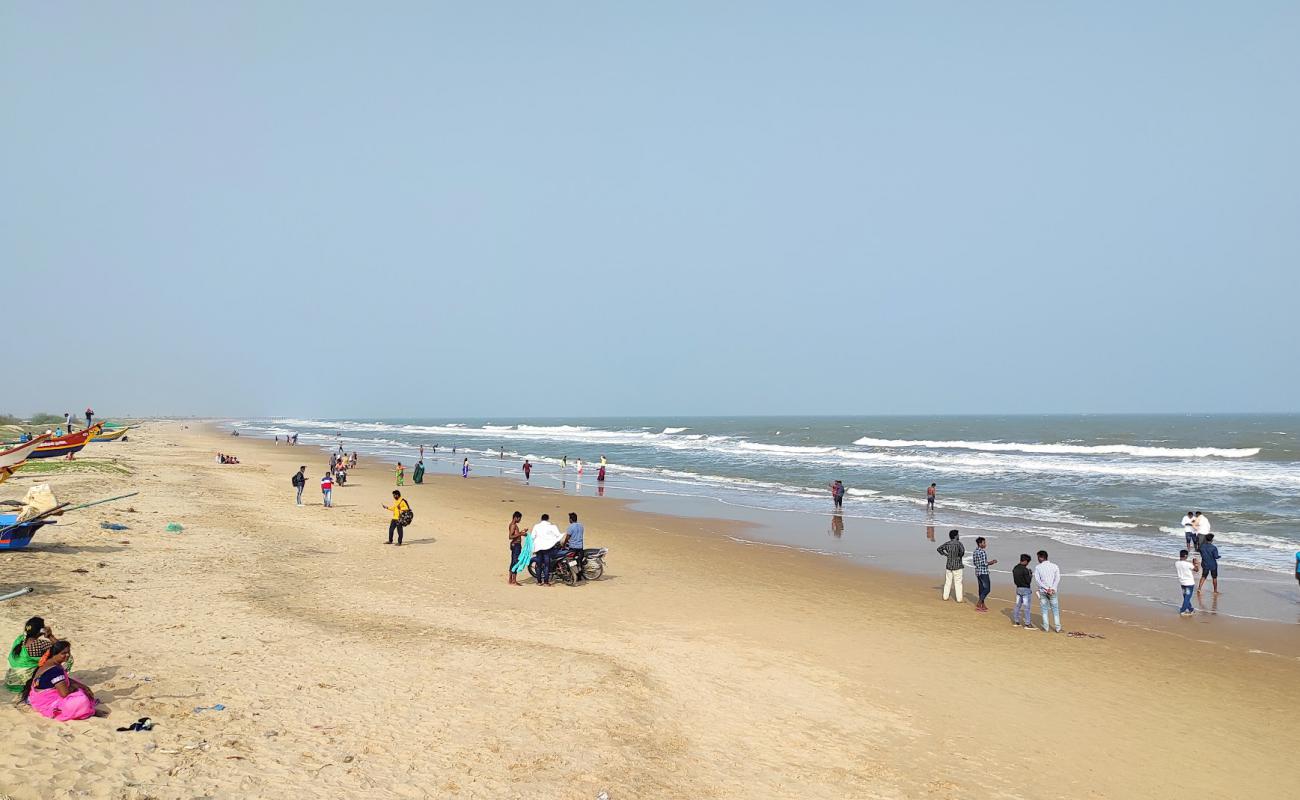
5,2,1297,418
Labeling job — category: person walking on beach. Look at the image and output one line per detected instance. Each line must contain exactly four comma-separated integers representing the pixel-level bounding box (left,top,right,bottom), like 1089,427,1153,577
936,530,965,603
523,460,532,482
1012,554,1034,628
1033,551,1062,633
462,458,471,478
1176,549,1198,615
383,491,411,546
973,537,998,612
830,480,845,511
320,472,333,508
292,466,307,506
508,511,525,586
1181,510,1198,551
395,462,405,486
927,483,937,510
1197,533,1222,595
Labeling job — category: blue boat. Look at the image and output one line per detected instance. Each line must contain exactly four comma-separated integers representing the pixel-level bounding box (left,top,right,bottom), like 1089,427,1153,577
0,513,56,551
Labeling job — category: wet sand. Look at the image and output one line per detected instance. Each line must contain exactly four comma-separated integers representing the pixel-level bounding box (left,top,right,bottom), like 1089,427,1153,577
0,421,1295,799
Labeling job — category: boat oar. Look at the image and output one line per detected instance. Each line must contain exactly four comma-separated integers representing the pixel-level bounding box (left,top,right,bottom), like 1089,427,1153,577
59,491,139,514
0,492,138,537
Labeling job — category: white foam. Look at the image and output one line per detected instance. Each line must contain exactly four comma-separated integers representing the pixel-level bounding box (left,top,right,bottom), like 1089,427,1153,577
852,436,1261,459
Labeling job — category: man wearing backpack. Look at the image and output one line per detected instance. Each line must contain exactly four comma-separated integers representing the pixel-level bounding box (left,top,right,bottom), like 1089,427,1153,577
292,466,307,506
383,490,412,546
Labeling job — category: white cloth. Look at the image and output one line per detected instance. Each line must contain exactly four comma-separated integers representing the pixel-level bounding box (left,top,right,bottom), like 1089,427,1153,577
1175,560,1195,586
1195,515,1211,535
530,520,564,551
1181,514,1195,533
1033,560,1061,593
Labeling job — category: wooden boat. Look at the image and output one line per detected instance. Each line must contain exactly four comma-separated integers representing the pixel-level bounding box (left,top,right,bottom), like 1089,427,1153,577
28,423,104,459
91,426,130,442
0,513,56,551
0,434,52,486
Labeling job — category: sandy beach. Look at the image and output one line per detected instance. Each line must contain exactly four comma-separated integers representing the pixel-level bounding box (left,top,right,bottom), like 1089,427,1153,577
0,421,1295,799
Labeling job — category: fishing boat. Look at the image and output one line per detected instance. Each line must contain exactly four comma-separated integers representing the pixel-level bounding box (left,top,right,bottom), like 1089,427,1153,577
0,513,56,551
28,423,104,459
91,426,130,442
0,434,52,486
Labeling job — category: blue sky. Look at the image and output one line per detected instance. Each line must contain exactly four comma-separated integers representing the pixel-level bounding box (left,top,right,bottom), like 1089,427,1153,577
4,2,1297,417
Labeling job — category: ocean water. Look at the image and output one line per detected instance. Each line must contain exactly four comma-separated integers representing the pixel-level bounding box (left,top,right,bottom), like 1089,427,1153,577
231,415,1300,574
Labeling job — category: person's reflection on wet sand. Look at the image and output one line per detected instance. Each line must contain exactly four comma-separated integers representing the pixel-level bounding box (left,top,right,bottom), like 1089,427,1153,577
926,525,935,542
831,514,844,538
598,484,606,497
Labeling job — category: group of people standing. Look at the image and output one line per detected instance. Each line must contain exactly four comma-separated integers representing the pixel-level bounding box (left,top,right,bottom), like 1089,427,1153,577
507,510,585,586
935,531,1064,632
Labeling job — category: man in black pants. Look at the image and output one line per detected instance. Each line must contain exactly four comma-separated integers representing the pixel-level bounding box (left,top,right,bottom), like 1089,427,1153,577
383,490,410,546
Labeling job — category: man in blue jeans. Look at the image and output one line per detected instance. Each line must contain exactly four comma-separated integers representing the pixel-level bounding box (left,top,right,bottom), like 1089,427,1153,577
292,466,307,506
1011,554,1034,628
1175,549,1197,615
1032,550,1062,633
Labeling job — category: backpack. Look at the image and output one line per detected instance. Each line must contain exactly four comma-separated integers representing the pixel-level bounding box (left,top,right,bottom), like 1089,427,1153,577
398,500,414,526
291,472,304,487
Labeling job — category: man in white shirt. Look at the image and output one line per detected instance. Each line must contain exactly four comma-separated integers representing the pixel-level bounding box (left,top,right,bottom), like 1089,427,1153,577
1175,549,1198,616
1032,550,1063,633
529,513,564,586
1193,512,1211,546
1181,511,1197,551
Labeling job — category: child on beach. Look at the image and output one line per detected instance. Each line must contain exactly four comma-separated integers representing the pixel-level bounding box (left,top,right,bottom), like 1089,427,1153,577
320,472,333,508
1176,550,1197,615
1012,554,1034,628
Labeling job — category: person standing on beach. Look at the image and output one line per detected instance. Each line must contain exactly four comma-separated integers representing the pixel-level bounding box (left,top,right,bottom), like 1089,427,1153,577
419,444,424,460
936,530,965,603
395,462,405,486
1012,554,1034,628
1181,510,1198,551
597,464,606,482
523,460,532,482
1197,533,1222,594
85,408,94,428
462,458,471,478
412,460,425,484
292,466,307,506
1033,551,1062,633
562,455,568,468
529,513,564,586
383,491,410,546
973,537,998,612
1176,549,1198,615
830,480,845,511
1193,511,1211,550
320,472,333,508
927,483,937,510
508,511,525,586
63,412,72,433
576,459,584,477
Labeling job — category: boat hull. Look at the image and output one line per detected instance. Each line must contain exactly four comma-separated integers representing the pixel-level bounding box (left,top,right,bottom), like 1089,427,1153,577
29,424,103,459
91,426,129,443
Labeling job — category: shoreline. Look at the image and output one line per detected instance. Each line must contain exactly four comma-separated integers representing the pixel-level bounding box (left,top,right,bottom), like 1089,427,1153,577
233,423,1300,661
0,421,1294,799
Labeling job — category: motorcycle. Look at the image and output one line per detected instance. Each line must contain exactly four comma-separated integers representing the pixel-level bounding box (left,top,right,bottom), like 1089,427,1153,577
527,547,607,585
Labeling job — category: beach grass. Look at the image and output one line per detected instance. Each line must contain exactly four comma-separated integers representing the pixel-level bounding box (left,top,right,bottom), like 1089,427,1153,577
14,459,132,476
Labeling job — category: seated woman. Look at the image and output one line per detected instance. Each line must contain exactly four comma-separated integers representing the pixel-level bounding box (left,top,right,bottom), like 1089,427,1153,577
6,616,56,694
23,640,99,721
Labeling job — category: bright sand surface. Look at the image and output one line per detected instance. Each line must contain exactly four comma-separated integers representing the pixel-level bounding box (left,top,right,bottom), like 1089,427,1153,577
0,422,1295,799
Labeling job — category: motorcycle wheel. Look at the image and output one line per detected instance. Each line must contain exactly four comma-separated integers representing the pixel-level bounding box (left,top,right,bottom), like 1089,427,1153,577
581,558,604,581
557,561,578,587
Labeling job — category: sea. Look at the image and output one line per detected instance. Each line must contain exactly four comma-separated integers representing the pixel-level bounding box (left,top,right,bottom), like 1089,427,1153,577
230,414,1300,575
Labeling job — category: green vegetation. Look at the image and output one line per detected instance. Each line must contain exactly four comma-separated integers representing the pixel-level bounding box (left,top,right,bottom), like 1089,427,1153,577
0,414,20,426
28,413,64,425
14,459,131,476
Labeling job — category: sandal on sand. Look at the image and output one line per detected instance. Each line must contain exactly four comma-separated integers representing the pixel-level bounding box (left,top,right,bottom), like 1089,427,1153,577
117,717,154,732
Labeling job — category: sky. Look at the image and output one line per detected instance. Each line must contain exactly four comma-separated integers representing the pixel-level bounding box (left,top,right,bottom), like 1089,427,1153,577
3,2,1298,418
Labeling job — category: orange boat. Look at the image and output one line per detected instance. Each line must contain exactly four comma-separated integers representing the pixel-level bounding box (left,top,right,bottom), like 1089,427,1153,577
28,424,104,460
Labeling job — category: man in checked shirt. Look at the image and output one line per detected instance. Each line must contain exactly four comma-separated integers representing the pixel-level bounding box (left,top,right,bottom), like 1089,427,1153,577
973,537,998,612
936,529,966,603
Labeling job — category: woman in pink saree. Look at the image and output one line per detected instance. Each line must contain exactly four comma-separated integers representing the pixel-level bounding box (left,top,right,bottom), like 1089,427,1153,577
23,641,99,721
